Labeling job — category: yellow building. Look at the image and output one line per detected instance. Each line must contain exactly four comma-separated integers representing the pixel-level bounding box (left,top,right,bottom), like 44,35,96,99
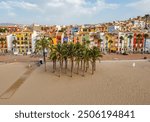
105,33,118,52
52,38,57,45
13,31,32,54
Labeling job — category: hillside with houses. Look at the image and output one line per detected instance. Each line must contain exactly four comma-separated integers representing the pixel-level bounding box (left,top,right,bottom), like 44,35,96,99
0,14,150,55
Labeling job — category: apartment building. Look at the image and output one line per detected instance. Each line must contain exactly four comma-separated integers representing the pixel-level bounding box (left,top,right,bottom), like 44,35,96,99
12,31,32,54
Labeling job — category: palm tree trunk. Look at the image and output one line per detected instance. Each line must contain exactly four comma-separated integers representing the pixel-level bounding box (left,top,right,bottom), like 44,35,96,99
52,60,55,73
77,61,79,74
92,61,94,75
80,60,83,70
44,61,47,72
65,58,67,74
94,61,96,71
71,58,74,77
82,60,86,77
43,49,47,72
85,60,89,72
91,58,96,74
15,44,17,52
24,44,26,55
54,60,56,72
59,59,62,77
129,39,131,53
62,59,64,68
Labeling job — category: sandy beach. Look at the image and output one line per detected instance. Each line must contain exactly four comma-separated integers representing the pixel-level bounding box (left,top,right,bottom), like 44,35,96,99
0,59,150,105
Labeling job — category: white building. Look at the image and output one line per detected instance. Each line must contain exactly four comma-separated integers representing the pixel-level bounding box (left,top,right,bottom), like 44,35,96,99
6,34,15,52
56,25,61,31
108,26,120,33
145,38,150,53
99,32,106,52
31,31,40,53
118,32,125,53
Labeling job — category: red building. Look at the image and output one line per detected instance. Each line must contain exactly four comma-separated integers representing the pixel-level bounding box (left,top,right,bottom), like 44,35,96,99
133,33,144,52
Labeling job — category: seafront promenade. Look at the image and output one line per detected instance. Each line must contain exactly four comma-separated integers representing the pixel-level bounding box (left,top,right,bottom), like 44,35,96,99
0,54,150,62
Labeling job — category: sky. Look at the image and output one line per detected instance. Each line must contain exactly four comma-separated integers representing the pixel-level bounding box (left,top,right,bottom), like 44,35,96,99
0,0,149,25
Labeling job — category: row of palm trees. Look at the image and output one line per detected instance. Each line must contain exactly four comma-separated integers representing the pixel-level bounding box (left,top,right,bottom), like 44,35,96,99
35,35,102,77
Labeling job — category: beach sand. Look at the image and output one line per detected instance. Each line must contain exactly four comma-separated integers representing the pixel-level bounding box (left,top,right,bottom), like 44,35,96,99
0,63,27,95
0,60,150,105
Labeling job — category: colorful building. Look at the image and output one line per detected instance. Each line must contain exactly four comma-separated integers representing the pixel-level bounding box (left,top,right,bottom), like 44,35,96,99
13,31,32,54
133,33,144,53
105,33,118,53
0,34,7,53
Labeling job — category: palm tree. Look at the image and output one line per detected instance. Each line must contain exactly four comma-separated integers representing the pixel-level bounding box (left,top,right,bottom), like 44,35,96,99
75,42,82,74
12,37,17,52
35,35,52,72
144,33,149,53
82,46,90,76
108,40,113,53
61,42,69,74
68,42,76,77
55,43,63,77
49,45,57,73
119,36,124,53
90,46,102,75
128,35,133,50
105,36,108,52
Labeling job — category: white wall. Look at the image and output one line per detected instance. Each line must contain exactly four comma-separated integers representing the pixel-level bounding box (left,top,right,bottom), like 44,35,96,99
6,34,13,51
31,31,40,53
145,38,150,52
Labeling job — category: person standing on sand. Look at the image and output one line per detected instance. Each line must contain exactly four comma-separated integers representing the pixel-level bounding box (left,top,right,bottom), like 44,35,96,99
39,58,43,64
132,62,135,67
